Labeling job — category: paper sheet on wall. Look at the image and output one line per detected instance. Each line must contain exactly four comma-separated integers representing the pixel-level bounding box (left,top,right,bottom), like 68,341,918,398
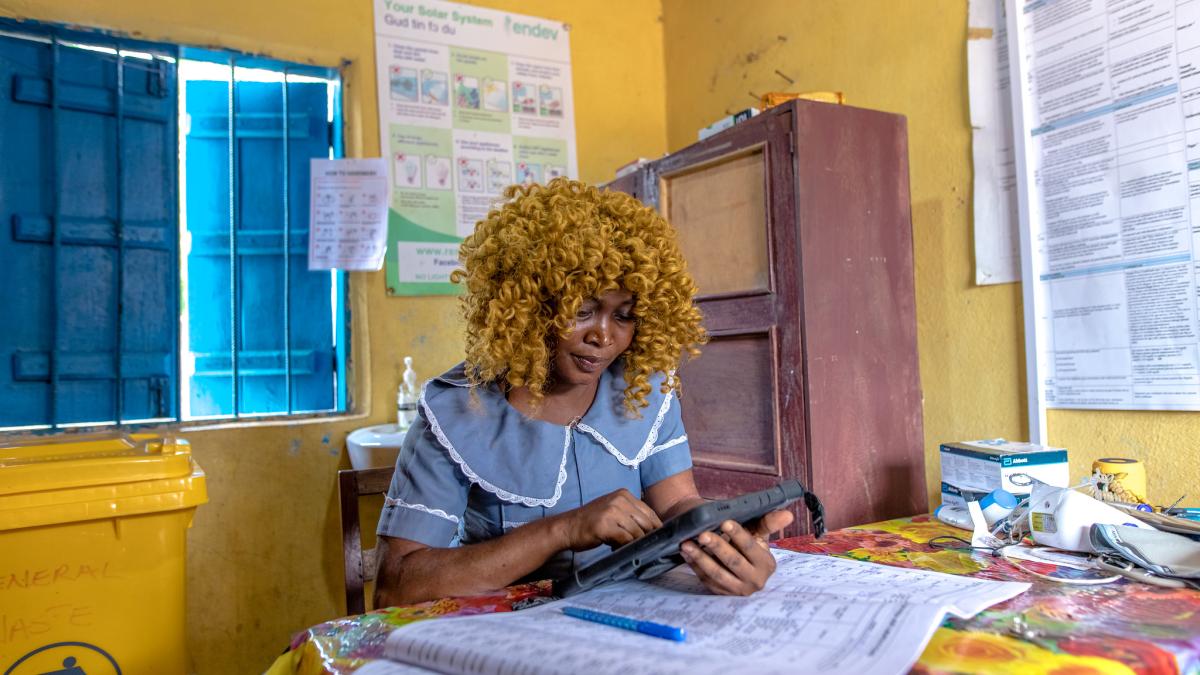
373,0,578,296
969,0,1021,285
1010,0,1200,410
307,158,389,271
377,551,1029,675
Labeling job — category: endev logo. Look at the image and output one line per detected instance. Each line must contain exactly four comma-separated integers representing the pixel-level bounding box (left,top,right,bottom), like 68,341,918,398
504,15,560,40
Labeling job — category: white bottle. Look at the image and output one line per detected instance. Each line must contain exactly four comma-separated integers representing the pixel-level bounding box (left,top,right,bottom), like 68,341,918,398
979,488,1018,527
397,356,418,429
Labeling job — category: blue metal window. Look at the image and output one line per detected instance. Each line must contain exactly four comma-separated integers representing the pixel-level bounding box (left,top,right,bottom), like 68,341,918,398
181,53,346,418
0,25,179,428
0,21,347,429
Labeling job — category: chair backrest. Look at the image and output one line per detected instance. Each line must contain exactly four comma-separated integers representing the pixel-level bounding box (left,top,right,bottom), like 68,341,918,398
338,466,395,615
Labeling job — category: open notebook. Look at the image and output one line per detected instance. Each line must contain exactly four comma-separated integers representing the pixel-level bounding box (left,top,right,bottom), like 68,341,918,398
356,550,1029,675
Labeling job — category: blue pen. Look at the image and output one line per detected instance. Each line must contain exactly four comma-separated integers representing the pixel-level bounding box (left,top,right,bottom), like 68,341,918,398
561,606,686,642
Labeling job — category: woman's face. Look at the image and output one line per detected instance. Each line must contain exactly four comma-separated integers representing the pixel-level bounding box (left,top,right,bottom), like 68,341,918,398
551,289,636,387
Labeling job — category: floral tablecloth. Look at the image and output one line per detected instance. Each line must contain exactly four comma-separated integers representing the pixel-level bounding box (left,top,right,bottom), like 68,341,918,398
267,515,1200,675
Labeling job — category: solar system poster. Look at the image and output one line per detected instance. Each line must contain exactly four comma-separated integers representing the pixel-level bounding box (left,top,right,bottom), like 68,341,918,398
374,0,578,295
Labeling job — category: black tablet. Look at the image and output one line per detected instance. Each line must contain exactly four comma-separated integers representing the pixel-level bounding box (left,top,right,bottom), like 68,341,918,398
554,479,825,597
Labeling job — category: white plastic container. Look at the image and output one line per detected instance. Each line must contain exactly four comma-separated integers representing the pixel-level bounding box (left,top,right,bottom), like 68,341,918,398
979,488,1018,526
397,356,419,428
347,423,408,470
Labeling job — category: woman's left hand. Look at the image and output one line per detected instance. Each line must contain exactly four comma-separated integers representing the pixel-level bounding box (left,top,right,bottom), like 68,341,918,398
679,509,794,596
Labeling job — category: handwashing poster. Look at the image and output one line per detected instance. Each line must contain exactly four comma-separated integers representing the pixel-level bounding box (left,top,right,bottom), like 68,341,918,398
374,0,577,295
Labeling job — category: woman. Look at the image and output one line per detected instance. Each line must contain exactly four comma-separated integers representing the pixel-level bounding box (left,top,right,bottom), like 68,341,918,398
374,179,792,607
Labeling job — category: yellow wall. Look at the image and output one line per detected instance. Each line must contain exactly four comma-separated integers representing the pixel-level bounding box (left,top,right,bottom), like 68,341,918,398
659,0,1195,508
5,0,1197,671
0,0,667,672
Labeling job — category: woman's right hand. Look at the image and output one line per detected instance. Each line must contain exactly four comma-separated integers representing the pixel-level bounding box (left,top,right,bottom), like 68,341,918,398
557,488,663,551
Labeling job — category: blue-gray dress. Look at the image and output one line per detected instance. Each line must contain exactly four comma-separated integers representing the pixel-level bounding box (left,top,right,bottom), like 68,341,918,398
376,361,693,581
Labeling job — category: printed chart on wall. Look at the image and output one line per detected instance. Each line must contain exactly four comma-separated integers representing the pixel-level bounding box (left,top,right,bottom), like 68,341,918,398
967,0,1020,285
1009,0,1200,410
373,0,577,295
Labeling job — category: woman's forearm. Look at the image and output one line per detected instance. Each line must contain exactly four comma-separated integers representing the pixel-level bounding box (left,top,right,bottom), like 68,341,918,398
661,495,706,520
375,514,570,607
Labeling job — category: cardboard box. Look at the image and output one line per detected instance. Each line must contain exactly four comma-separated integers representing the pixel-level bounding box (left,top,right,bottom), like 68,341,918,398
939,481,987,508
698,108,759,140
940,439,1069,495
760,91,845,108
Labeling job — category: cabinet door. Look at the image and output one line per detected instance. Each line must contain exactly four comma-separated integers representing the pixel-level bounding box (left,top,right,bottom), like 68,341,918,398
649,109,813,535
791,102,926,528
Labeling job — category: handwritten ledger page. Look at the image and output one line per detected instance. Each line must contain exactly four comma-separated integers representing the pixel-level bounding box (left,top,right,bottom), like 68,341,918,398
375,550,1029,675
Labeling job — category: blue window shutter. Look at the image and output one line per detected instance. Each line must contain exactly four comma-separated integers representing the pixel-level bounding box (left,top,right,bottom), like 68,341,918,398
186,67,339,416
0,31,177,427
235,79,289,414
0,34,56,426
184,77,235,417
118,50,179,421
286,79,338,413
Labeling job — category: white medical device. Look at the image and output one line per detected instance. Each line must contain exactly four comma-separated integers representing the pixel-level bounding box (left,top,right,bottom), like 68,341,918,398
1028,481,1153,552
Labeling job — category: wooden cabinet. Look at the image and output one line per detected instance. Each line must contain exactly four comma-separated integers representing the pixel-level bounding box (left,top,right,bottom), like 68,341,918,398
612,100,925,533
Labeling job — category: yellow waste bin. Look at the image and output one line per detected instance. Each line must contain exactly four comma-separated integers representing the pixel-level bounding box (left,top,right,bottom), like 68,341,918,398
0,433,207,675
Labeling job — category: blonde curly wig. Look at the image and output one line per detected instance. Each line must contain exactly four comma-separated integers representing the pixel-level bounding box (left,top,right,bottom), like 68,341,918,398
450,178,707,413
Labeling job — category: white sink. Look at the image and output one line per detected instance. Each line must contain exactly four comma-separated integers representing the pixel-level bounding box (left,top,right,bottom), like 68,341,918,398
347,423,408,471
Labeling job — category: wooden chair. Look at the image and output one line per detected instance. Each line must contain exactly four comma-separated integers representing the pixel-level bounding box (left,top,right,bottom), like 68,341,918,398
338,467,395,616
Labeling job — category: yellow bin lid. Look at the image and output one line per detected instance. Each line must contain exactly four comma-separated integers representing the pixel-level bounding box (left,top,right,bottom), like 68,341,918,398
0,433,207,531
